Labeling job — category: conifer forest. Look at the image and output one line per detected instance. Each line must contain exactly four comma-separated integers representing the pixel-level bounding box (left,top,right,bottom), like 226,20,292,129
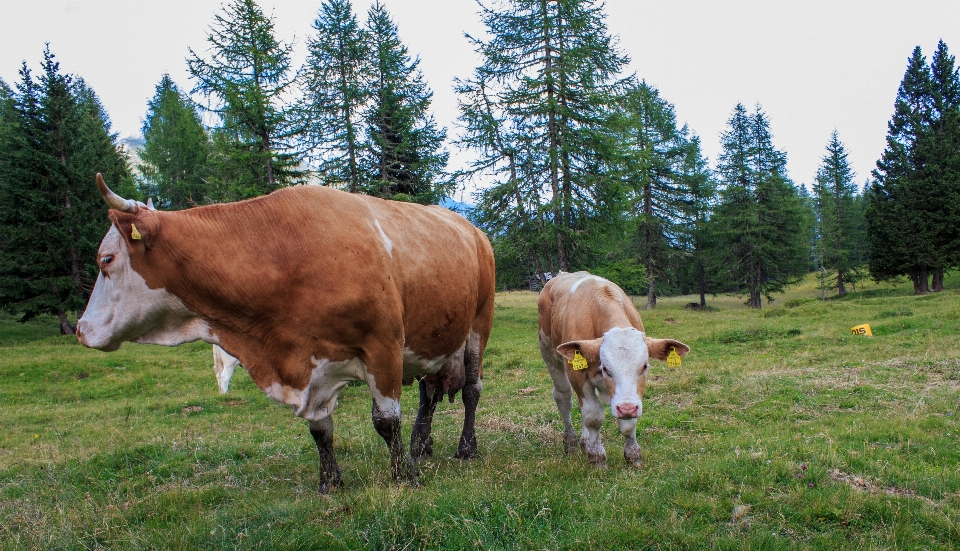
2,0,958,331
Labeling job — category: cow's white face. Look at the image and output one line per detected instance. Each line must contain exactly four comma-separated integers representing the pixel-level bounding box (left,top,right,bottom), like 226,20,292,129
596,327,648,420
76,225,217,351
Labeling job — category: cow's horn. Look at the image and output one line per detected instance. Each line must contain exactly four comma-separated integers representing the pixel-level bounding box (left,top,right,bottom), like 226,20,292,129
146,197,155,210
96,173,138,213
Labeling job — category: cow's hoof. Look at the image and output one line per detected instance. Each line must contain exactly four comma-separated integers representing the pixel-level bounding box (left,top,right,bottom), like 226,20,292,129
563,434,578,454
625,455,643,468
317,480,342,494
454,435,477,459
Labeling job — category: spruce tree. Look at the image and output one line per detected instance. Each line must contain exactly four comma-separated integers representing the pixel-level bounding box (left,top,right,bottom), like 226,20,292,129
139,74,210,209
812,131,863,296
363,1,449,204
299,0,370,193
461,0,631,271
187,0,301,199
678,134,717,309
712,104,809,308
869,47,934,293
0,47,133,333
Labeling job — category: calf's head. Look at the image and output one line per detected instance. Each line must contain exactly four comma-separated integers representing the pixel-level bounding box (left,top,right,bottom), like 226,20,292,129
76,174,211,351
557,327,689,419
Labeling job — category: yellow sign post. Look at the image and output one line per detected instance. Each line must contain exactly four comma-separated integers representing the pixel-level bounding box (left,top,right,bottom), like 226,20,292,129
850,324,873,337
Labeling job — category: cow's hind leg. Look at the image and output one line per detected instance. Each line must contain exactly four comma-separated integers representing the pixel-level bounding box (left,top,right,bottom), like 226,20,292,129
618,417,642,467
410,378,443,460
309,416,342,494
455,332,482,459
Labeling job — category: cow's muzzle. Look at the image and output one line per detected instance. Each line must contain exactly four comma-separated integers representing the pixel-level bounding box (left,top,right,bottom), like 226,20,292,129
615,403,640,419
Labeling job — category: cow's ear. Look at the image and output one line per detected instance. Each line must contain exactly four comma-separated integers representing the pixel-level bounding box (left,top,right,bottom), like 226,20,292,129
109,209,160,249
557,337,603,364
645,337,690,361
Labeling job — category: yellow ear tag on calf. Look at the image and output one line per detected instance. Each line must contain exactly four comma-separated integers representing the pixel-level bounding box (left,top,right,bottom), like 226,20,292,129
130,223,142,240
571,350,588,370
666,347,682,367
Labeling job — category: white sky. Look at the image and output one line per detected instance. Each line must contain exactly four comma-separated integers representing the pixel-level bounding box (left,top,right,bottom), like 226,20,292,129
2,0,959,198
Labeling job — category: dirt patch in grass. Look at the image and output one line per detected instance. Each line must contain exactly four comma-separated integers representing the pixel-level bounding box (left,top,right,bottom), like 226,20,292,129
829,469,937,506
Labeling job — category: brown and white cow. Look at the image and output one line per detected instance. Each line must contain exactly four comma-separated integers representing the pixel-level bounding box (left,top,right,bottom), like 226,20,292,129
77,174,495,492
537,271,689,467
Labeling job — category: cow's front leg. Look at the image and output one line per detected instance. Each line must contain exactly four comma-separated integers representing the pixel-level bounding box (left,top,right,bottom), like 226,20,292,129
309,416,342,494
618,417,642,467
372,397,419,487
579,384,607,468
410,378,442,460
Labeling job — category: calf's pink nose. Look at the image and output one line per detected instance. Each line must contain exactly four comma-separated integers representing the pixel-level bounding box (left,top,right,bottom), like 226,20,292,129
616,403,639,418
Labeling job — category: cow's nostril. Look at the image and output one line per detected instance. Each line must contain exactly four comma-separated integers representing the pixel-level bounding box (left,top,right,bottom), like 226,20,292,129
616,404,639,418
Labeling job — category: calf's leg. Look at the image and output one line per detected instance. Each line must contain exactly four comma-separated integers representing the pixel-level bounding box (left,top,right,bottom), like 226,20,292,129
617,417,642,467
540,335,577,454
578,384,607,468
309,416,342,494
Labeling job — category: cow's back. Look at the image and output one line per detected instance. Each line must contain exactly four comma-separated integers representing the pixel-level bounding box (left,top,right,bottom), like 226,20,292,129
538,271,643,345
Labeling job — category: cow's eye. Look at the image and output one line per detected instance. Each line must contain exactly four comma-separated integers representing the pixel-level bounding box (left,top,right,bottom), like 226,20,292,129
100,255,114,267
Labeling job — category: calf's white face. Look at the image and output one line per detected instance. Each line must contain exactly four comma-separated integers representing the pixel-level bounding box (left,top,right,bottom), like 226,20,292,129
557,327,649,420
76,225,215,351
596,327,648,419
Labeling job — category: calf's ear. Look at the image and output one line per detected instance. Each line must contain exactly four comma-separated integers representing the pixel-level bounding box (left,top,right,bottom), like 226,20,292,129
645,338,690,361
557,337,603,364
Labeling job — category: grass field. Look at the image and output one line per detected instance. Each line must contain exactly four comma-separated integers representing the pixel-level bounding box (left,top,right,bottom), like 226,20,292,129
2,274,959,550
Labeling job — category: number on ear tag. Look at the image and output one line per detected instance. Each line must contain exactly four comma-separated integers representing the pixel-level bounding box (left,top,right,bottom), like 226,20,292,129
571,350,588,370
130,223,142,240
666,347,682,367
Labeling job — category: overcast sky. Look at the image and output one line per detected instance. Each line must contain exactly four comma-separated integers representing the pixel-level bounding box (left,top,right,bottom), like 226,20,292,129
2,0,960,198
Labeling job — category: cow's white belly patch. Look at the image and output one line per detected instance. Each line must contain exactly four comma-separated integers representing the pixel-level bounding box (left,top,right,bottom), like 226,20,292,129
402,347,451,378
265,356,365,421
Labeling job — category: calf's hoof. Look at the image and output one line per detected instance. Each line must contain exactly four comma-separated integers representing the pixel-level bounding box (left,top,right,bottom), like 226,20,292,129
587,453,608,469
563,433,578,455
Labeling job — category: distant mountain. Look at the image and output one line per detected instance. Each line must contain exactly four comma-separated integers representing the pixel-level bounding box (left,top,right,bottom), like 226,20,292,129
118,136,145,169
439,196,474,216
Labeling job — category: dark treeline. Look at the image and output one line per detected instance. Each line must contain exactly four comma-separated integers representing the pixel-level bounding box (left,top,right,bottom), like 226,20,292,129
1,0,958,331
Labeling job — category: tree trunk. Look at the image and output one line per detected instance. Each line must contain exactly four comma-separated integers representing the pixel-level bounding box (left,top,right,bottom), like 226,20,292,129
697,258,706,309
932,269,944,292
910,269,930,294
57,309,75,335
837,270,846,296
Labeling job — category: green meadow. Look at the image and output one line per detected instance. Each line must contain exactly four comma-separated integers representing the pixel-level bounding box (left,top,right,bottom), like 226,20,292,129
2,275,959,550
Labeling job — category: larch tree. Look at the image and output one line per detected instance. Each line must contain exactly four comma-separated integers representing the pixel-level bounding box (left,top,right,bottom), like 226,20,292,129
299,0,370,192
187,0,301,200
139,74,211,209
460,0,631,272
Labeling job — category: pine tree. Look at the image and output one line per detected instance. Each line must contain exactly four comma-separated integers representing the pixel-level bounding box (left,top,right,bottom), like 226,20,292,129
812,131,863,296
0,47,133,333
139,74,210,209
187,0,302,199
711,104,809,308
299,0,370,192
363,1,449,204
678,134,717,309
461,0,631,271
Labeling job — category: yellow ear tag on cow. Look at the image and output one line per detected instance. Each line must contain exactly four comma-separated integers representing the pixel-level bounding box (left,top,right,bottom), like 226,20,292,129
666,347,682,367
571,350,588,370
130,223,142,240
